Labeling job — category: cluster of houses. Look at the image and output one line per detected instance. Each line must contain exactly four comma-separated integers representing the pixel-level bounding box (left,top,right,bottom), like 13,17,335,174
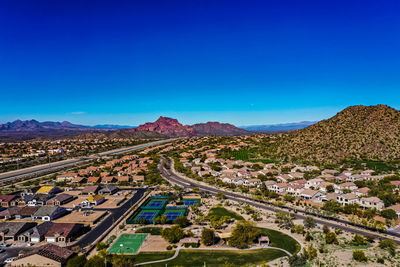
264,178,387,210
0,221,85,246
56,154,152,185
0,186,88,246
0,183,127,248
0,184,124,219
179,152,400,216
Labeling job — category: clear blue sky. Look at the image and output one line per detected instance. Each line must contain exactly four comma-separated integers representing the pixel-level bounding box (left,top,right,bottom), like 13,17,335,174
1,0,399,126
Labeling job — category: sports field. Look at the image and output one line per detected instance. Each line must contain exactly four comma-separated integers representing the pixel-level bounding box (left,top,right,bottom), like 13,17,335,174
181,199,201,206
133,209,161,222
108,234,148,254
144,199,167,208
162,208,187,221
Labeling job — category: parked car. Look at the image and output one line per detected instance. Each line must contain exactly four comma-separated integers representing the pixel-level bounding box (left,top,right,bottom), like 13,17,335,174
4,257,15,263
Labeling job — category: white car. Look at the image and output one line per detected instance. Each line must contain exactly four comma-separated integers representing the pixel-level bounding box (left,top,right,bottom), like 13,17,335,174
4,257,16,263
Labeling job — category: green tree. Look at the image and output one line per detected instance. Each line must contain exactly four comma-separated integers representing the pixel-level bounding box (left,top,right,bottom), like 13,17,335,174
288,253,307,267
303,216,316,229
201,228,217,246
377,191,399,207
326,184,335,193
155,215,169,224
303,244,317,260
325,232,338,244
284,194,295,202
351,234,367,246
322,225,330,234
209,215,231,229
379,239,398,256
112,255,135,267
96,242,107,251
322,200,342,213
305,231,313,241
84,255,106,267
67,255,87,267
161,225,184,243
216,192,226,199
173,216,191,228
381,209,397,220
353,250,368,262
343,203,360,215
275,212,294,229
229,221,260,249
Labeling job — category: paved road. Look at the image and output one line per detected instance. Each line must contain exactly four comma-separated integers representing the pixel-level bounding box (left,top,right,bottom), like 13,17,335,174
71,188,147,249
0,247,35,265
0,139,174,182
159,157,400,245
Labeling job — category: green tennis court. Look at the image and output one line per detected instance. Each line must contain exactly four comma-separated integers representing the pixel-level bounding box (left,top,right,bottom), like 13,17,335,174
108,234,148,254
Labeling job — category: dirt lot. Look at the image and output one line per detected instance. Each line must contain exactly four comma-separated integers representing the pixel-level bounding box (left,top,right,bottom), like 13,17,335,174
138,234,170,252
54,210,107,226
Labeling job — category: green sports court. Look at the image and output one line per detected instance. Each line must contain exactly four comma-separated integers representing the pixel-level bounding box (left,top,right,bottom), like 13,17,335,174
108,234,148,254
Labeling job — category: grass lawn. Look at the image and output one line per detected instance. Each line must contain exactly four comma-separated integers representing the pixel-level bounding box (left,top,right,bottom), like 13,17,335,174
258,228,301,254
135,251,175,264
136,227,162,235
207,206,244,221
135,249,287,266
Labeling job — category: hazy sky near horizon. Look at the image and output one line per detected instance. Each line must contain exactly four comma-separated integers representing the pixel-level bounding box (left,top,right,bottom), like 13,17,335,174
1,0,400,126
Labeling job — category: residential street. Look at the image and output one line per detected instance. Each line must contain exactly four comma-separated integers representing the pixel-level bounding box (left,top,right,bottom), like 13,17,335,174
159,156,400,245
71,188,147,249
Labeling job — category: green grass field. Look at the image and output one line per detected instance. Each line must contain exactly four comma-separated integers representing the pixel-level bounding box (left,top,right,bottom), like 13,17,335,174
135,249,287,266
136,227,162,235
207,206,244,221
135,251,175,264
258,228,301,254
108,234,148,254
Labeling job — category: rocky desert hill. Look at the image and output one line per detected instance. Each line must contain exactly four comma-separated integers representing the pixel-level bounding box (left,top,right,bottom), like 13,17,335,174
131,116,251,137
264,105,400,163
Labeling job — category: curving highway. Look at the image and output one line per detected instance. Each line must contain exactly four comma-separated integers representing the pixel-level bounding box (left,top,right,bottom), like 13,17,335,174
0,139,174,183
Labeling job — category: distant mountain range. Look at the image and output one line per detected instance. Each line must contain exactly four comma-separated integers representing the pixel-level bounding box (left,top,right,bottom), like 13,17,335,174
0,117,251,141
92,124,136,129
0,120,87,131
240,121,317,132
0,120,108,141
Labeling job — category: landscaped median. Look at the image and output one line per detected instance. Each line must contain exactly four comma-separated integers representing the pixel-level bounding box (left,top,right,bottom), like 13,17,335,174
135,249,288,266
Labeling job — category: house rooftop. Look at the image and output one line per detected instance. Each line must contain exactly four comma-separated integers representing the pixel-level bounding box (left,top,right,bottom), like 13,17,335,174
36,186,57,194
16,243,74,264
33,206,61,217
0,195,17,202
361,197,383,203
45,223,79,238
82,185,101,193
17,206,40,216
0,222,36,236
